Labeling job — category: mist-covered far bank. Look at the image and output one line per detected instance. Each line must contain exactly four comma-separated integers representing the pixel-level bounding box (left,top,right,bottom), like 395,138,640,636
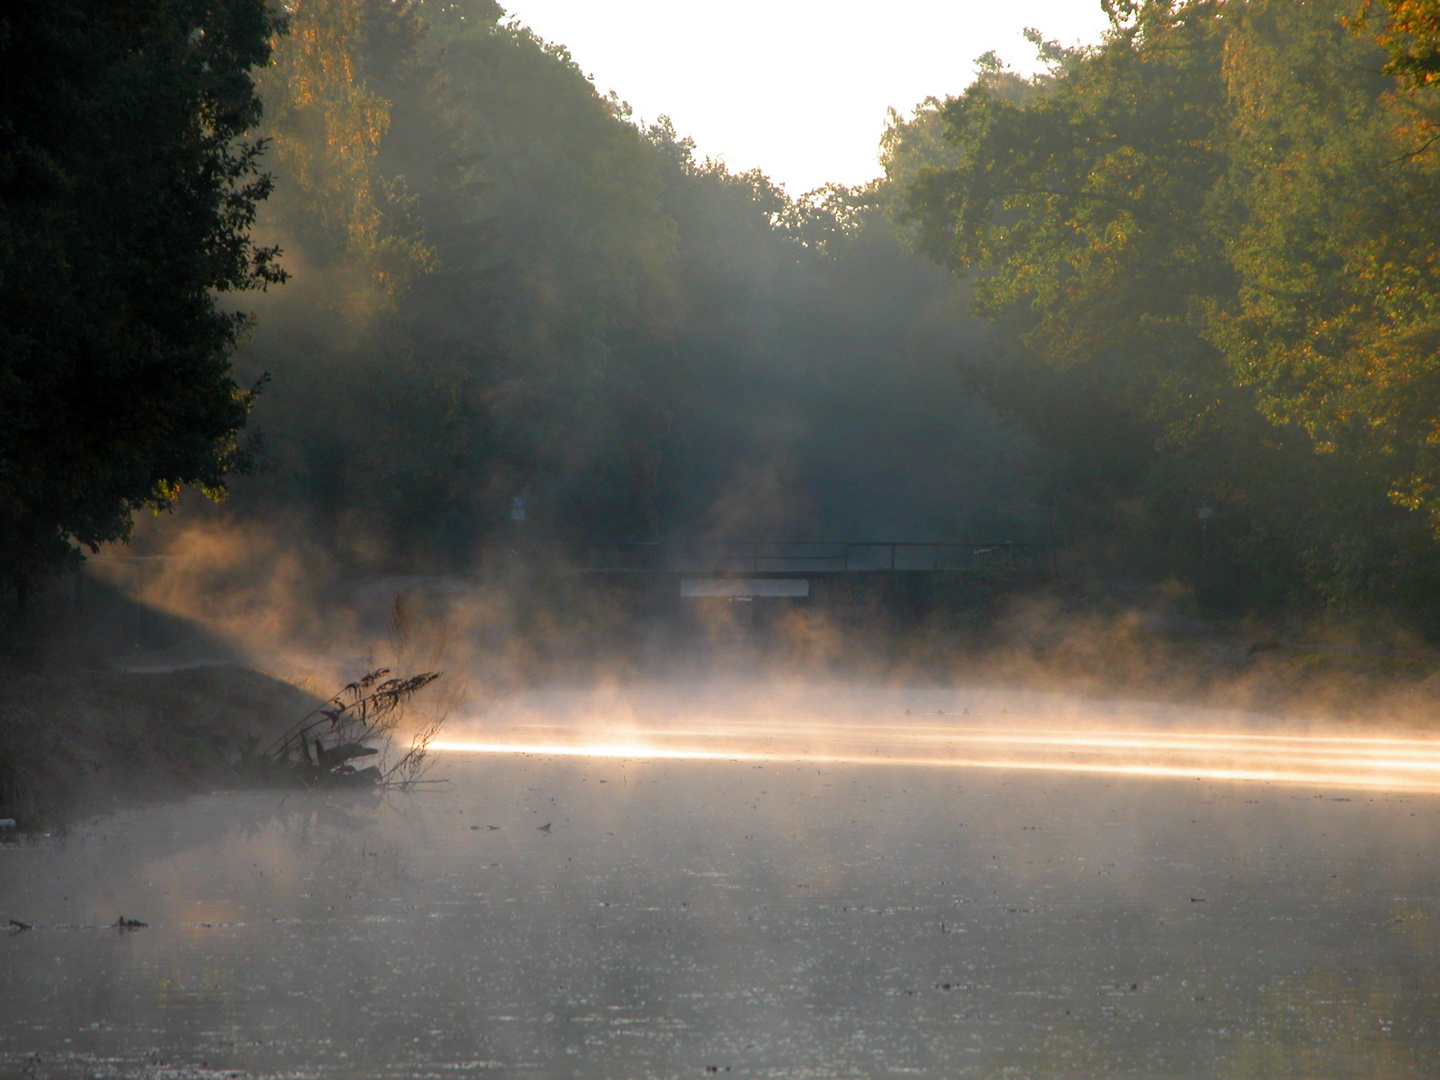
17,0,1440,643
207,0,1047,576
190,0,1440,639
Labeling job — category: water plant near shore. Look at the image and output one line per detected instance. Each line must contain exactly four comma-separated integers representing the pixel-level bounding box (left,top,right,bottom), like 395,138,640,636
250,668,443,789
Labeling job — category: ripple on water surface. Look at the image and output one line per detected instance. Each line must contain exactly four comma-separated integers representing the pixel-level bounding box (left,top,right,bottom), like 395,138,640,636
3,686,1440,1079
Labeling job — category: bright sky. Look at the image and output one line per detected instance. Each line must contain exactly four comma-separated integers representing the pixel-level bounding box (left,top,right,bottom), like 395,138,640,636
504,1,1113,193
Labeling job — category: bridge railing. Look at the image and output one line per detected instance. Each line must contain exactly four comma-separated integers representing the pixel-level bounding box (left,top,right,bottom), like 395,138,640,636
513,540,1042,574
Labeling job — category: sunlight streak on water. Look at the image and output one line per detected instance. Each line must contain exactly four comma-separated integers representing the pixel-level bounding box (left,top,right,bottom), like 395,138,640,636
431,725,1440,792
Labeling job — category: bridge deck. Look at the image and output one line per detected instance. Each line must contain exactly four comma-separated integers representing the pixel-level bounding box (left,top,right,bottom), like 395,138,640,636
487,540,1042,575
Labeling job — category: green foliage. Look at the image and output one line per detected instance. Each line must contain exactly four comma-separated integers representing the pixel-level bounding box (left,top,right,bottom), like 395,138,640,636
258,0,435,296
1216,1,1440,527
222,0,1040,568
1205,0,1440,607
1356,0,1440,87
0,0,285,601
897,0,1440,617
897,6,1253,560
26,0,1440,627
904,5,1233,434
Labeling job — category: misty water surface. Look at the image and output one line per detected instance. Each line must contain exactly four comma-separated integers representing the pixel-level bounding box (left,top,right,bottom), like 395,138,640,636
3,684,1440,1079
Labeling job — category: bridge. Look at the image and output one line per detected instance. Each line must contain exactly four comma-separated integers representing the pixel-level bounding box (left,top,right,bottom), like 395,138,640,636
557,540,1040,575
483,539,1044,602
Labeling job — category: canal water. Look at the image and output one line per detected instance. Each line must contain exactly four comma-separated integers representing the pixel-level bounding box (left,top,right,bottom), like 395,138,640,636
3,684,1440,1078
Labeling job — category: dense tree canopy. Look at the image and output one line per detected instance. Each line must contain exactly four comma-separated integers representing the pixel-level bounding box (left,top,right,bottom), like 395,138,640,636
1360,0,1440,86
0,0,284,601
896,0,1440,615
22,0,1440,626
217,0,1040,571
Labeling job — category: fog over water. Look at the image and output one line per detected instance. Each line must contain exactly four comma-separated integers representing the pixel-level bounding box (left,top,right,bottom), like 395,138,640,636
5,681,1440,1078
16,1,1440,1076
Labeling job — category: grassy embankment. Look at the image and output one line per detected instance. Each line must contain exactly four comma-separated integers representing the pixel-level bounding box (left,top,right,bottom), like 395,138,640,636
0,580,318,830
7,565,1440,830
0,665,318,830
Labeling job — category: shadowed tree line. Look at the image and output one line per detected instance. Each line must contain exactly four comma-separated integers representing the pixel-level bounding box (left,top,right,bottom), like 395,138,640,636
8,0,1440,629
221,0,1041,569
0,0,285,605
896,0,1440,624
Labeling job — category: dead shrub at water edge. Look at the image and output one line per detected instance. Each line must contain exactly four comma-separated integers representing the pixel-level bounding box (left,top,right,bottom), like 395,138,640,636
247,667,444,789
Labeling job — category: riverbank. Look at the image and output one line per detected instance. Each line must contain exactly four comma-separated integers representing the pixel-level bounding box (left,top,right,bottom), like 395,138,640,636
0,664,318,830
8,566,1440,833
934,581,1440,730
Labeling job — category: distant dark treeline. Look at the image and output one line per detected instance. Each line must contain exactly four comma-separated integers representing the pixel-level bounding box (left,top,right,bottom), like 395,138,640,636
223,0,1042,571
9,0,1440,630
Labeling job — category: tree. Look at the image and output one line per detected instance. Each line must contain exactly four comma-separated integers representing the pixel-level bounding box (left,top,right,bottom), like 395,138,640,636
896,0,1440,610
1215,1,1440,549
193,0,1038,572
1356,0,1440,87
257,0,433,299
0,0,286,603
897,6,1258,552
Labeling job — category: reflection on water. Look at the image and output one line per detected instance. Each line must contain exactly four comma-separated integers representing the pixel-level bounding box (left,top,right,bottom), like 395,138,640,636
3,684,1440,1078
440,682,1440,792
